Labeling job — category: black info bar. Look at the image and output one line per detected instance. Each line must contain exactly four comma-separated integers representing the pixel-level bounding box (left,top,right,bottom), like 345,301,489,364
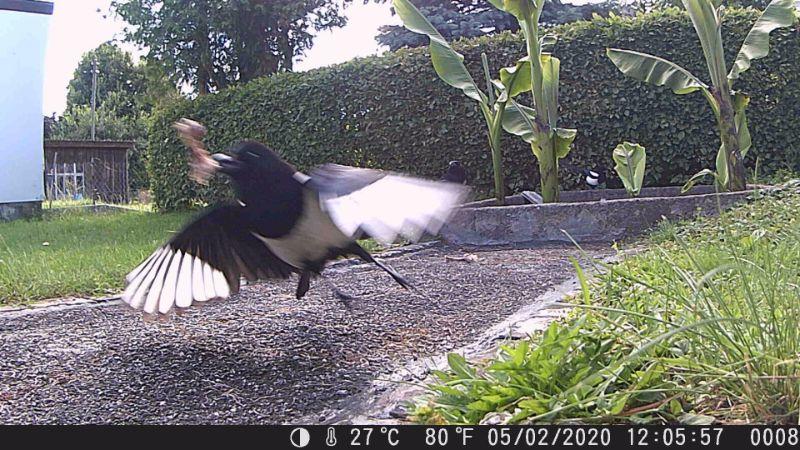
4,425,800,449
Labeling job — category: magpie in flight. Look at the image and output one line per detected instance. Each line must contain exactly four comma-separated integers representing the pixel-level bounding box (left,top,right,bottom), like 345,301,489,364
441,160,468,185
121,119,468,316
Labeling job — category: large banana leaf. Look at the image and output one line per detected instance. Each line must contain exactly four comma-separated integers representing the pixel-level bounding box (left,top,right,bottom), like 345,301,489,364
682,0,726,85
502,101,538,145
554,127,577,159
734,92,751,157
502,100,575,159
393,0,486,104
612,142,647,196
498,57,532,101
715,142,729,189
607,49,709,95
541,54,560,128
491,0,543,22
728,0,797,82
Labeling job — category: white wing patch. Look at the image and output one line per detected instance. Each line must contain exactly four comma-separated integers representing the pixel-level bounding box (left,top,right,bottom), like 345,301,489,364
320,175,467,245
121,246,231,315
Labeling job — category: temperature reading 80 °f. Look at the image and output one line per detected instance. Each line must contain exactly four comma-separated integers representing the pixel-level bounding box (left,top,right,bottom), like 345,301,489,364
350,427,400,446
425,427,475,446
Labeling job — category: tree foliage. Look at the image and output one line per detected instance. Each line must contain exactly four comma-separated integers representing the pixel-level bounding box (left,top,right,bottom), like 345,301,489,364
111,0,357,94
66,42,146,117
57,42,181,190
377,0,618,51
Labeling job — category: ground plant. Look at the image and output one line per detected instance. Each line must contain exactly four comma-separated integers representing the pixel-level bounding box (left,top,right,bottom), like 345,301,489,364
413,186,800,424
612,142,647,197
394,0,530,204
608,0,797,192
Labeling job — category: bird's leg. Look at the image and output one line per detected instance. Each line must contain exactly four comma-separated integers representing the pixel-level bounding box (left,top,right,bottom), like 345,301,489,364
347,243,416,291
317,275,356,310
295,271,311,299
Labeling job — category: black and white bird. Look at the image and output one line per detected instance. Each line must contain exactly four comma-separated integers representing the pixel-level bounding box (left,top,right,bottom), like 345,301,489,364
563,162,607,190
441,160,468,185
121,119,468,316
582,168,607,189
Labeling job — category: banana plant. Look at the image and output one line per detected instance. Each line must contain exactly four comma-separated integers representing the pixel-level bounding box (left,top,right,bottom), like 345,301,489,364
487,0,577,203
612,142,646,197
607,0,796,192
394,0,530,205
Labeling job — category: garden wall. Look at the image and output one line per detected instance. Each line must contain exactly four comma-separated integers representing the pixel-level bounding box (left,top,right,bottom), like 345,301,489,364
147,8,800,211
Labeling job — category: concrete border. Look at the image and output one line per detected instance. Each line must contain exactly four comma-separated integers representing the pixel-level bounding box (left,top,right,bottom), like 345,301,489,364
0,200,42,221
443,187,759,246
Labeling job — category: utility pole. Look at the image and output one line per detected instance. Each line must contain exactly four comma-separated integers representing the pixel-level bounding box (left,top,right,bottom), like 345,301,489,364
91,57,98,140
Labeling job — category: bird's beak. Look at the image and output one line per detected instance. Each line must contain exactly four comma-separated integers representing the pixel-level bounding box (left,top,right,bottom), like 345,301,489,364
212,153,243,175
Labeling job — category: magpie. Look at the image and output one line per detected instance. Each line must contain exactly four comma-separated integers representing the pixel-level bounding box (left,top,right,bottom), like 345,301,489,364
582,168,607,189
441,160,468,185
562,162,607,189
121,119,468,316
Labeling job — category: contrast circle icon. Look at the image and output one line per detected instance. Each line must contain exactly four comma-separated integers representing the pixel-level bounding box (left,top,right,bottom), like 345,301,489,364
290,427,311,448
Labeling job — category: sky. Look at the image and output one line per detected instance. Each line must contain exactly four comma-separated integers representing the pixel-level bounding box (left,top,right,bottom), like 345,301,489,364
42,1,398,116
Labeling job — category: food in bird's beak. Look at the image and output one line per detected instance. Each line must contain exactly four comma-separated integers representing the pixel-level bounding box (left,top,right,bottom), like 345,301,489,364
173,118,219,185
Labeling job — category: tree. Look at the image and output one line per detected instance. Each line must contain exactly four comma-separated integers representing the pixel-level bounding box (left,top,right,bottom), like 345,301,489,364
51,94,147,141
66,42,146,117
112,0,356,94
58,42,181,191
377,0,617,51
50,92,152,191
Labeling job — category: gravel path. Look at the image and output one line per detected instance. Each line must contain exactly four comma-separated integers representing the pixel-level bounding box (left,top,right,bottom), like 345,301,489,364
0,243,610,424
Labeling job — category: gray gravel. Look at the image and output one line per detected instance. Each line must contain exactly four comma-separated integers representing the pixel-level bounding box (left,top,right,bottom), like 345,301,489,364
0,243,610,424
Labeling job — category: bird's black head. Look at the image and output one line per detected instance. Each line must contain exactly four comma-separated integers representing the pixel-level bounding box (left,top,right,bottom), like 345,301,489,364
212,140,294,178
448,160,461,168
212,140,300,204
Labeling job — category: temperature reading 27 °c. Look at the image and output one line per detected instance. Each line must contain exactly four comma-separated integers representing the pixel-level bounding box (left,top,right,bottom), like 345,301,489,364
350,427,400,446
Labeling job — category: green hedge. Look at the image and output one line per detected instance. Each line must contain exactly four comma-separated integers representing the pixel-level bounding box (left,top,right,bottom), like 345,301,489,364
148,8,800,211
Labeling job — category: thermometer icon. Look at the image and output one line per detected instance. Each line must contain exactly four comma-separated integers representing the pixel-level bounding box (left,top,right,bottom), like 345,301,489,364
325,427,337,446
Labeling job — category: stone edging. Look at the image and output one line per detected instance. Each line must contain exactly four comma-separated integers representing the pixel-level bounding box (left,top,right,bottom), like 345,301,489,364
443,189,757,246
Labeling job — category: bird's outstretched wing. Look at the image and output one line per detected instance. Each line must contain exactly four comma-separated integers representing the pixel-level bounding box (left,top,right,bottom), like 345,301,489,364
308,164,469,244
122,205,296,315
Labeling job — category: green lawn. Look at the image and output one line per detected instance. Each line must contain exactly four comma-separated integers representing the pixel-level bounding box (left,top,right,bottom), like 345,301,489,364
0,209,190,305
413,185,800,425
0,208,388,305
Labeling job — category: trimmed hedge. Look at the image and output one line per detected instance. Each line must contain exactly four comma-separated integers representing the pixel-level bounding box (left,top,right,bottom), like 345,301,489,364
148,8,800,211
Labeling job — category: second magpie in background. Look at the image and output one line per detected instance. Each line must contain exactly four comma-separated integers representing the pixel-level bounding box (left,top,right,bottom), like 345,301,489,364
121,119,469,316
563,162,607,189
582,167,607,189
441,160,468,185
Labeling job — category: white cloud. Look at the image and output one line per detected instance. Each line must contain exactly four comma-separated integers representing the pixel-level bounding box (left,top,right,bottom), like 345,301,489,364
295,2,398,71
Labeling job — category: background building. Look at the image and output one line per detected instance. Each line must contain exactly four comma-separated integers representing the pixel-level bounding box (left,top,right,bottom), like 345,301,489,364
0,0,53,220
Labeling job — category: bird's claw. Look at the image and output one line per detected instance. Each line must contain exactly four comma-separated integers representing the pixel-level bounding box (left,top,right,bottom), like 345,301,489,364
173,118,219,185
